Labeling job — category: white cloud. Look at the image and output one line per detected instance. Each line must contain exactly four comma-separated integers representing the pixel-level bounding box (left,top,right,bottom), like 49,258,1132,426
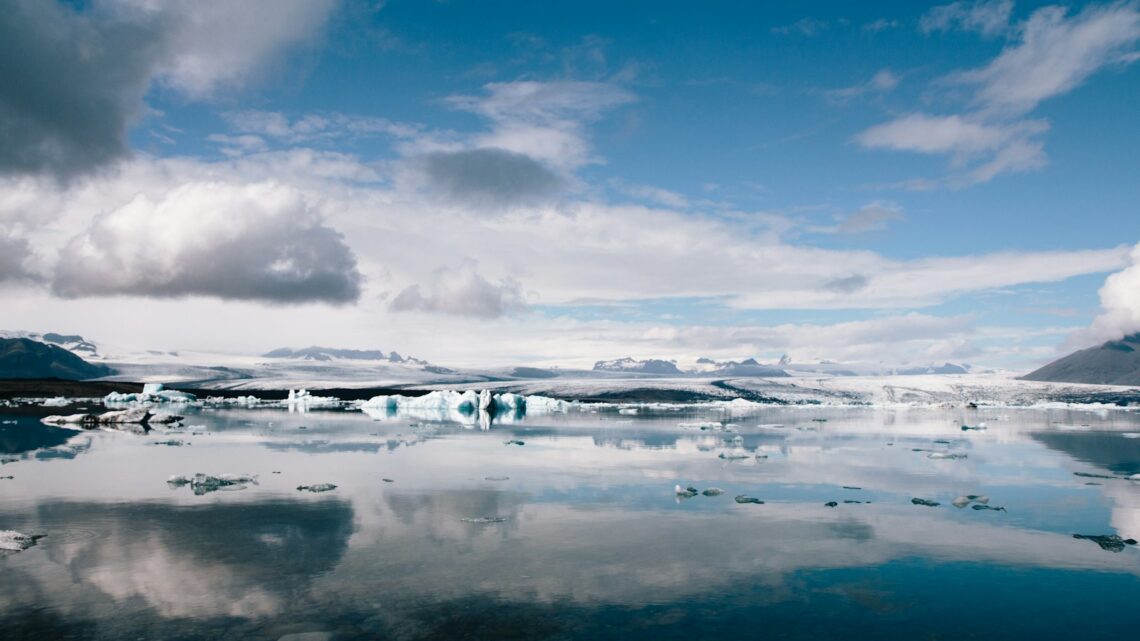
952,2,1140,116
1083,241,1140,343
53,181,362,304
862,2,1140,186
826,69,900,101
920,0,1014,37
143,0,340,99
222,110,419,143
444,81,635,169
389,260,526,318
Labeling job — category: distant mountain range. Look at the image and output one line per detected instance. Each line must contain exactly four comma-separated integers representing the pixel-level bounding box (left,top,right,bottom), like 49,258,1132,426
262,346,426,364
0,338,114,380
1022,333,1140,386
594,357,787,377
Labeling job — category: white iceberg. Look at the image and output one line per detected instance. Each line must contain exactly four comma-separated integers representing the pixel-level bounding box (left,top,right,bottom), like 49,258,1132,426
360,390,569,424
104,383,196,406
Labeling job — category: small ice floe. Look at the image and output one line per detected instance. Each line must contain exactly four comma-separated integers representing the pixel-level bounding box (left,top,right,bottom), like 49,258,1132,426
0,530,45,553
824,501,838,507
618,408,639,415
1121,432,1140,439
911,498,940,507
41,397,69,407
484,476,510,481
43,407,153,430
150,412,183,425
952,494,989,508
734,495,764,504
1074,471,1122,480
504,439,525,446
0,475,13,480
150,439,184,447
811,418,828,423
168,473,257,495
928,452,968,460
1,457,18,465
972,504,1006,512
960,423,987,431
1072,534,1138,553
674,485,699,498
702,488,725,497
381,478,395,483
461,517,506,524
717,452,750,460
757,423,785,429
297,483,337,493
842,486,862,490
844,500,866,504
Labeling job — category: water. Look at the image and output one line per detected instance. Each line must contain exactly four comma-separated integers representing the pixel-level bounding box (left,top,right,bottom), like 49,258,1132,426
2,403,1140,640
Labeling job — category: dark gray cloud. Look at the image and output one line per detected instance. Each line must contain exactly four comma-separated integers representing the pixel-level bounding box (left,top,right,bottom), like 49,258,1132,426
422,148,565,206
389,260,526,318
0,232,35,282
0,0,163,179
0,0,337,180
51,182,362,304
823,275,870,294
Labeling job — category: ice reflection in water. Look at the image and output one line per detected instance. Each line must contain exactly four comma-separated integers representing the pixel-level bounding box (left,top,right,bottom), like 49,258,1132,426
1,404,1139,640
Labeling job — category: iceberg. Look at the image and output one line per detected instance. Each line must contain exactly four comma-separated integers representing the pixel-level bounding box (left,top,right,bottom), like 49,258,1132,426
360,390,569,425
104,383,196,406
0,530,45,552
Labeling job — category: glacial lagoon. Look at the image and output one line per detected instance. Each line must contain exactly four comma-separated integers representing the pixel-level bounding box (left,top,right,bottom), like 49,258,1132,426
2,402,1140,640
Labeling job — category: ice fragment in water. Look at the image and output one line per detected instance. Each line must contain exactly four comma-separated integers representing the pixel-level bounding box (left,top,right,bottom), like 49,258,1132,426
297,483,337,493
0,530,45,552
702,488,725,496
674,485,699,498
952,495,990,508
734,495,764,504
461,517,506,524
504,439,525,446
911,498,940,507
1072,534,1138,553
928,452,967,460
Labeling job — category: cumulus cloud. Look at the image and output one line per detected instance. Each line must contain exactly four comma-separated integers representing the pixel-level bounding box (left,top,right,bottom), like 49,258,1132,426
420,148,565,206
0,232,35,282
920,0,1014,37
53,182,362,304
1086,242,1140,342
389,260,526,318
0,0,337,179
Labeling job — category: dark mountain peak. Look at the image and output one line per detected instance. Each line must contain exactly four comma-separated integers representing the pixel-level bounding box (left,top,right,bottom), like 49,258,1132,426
0,338,114,380
1023,333,1140,386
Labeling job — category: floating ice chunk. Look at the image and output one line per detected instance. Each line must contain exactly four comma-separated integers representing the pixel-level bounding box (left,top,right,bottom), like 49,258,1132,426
928,452,967,460
824,501,838,507
1122,433,1140,439
702,488,725,496
151,439,184,447
461,516,506,524
504,439,525,446
1072,534,1138,553
911,498,940,507
167,473,256,495
674,484,699,498
41,397,69,407
0,530,44,552
717,452,750,460
972,504,1006,512
734,495,764,504
105,383,196,406
297,483,337,493
960,422,987,431
149,412,183,424
952,494,989,508
618,408,639,415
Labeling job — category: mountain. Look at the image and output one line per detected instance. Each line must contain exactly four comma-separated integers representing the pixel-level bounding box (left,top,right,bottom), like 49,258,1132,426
894,363,970,376
694,357,788,377
263,346,424,364
0,338,115,380
593,357,683,375
1022,333,1140,386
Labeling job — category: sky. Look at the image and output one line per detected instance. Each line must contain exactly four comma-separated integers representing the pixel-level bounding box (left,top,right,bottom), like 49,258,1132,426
1,0,1138,369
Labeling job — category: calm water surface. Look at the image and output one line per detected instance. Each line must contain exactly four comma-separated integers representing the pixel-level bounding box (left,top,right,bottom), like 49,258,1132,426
2,402,1140,640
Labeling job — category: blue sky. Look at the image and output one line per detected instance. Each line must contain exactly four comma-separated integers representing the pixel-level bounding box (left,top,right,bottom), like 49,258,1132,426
1,0,1138,368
